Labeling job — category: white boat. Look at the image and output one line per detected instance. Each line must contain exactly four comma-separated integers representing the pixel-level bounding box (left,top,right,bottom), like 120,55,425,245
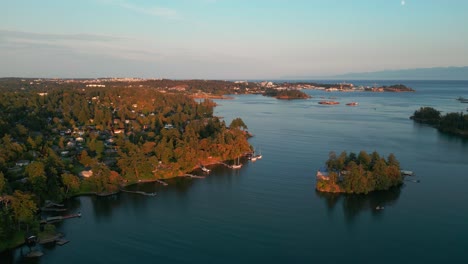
376,206,384,210
200,165,210,173
400,170,414,176
256,148,263,160
232,157,242,169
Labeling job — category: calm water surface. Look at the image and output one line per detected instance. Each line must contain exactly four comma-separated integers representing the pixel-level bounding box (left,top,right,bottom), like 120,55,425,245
4,80,468,263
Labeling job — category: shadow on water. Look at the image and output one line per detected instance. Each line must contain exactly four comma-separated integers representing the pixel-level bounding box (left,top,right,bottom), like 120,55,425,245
436,130,468,144
315,186,403,224
91,194,123,221
412,121,468,145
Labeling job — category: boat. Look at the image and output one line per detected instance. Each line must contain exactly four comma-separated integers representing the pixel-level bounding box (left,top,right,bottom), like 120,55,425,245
346,102,358,106
318,101,339,105
255,148,262,160
456,96,468,103
232,157,242,169
200,164,210,173
400,170,414,176
375,206,384,210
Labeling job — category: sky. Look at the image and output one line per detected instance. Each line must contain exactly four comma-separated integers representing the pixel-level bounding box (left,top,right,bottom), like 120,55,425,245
1,0,468,79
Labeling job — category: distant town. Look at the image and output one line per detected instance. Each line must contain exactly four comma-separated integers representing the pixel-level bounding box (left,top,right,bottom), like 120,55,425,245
0,78,415,100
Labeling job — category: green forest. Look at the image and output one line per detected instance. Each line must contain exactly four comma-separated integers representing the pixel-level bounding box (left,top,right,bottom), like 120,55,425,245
316,151,403,194
0,84,251,251
263,89,311,99
411,107,468,137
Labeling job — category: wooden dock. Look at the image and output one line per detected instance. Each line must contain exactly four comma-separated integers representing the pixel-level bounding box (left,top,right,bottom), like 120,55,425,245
185,174,206,179
120,189,157,196
26,251,44,258
155,179,168,186
219,162,233,169
56,239,70,246
41,207,67,212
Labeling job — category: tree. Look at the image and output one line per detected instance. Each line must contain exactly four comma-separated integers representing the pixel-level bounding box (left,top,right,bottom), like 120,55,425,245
0,172,5,194
229,118,248,131
357,151,371,169
25,161,47,199
61,173,81,196
10,191,37,231
79,150,93,167
387,153,399,167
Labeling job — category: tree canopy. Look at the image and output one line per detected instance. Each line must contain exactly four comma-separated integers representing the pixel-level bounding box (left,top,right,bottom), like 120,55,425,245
317,150,403,194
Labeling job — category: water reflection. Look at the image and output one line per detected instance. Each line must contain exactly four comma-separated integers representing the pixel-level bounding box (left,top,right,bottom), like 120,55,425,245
315,186,402,223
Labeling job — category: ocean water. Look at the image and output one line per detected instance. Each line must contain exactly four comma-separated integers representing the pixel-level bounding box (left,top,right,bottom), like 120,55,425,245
3,80,468,263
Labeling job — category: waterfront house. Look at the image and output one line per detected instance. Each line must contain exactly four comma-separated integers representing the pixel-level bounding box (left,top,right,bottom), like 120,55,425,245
79,168,93,178
15,160,31,167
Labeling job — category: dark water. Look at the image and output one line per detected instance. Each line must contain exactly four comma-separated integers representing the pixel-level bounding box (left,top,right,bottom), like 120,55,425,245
4,80,468,263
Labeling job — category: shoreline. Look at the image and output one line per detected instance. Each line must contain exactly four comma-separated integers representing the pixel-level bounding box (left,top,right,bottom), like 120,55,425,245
75,154,248,197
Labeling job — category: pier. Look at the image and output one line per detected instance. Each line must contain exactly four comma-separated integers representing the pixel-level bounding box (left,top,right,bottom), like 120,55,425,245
185,174,206,179
218,162,234,169
155,179,168,186
120,189,157,196
43,213,81,224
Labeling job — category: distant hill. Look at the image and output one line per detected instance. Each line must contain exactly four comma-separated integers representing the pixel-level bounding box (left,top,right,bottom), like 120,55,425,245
330,66,468,80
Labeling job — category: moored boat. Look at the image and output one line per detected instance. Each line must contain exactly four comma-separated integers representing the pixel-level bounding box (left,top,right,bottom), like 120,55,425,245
318,101,339,105
400,170,414,176
200,165,210,173
232,157,242,169
346,102,358,106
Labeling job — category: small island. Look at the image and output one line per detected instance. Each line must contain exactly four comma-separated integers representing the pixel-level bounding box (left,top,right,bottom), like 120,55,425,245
263,89,311,100
366,84,415,92
316,151,403,194
410,107,468,138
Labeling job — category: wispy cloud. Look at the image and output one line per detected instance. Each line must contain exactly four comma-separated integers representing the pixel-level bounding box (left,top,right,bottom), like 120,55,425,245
0,29,124,42
120,2,180,19
101,0,181,19
0,29,167,63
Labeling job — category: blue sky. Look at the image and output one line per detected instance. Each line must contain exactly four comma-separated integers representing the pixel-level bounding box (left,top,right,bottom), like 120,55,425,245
1,0,467,79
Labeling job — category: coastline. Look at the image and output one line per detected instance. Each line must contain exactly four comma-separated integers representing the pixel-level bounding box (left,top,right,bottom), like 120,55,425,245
315,181,403,194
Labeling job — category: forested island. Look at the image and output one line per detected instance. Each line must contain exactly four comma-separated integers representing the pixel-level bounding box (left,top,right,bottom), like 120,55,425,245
263,89,311,100
365,84,415,92
316,151,403,194
0,83,252,251
411,107,468,138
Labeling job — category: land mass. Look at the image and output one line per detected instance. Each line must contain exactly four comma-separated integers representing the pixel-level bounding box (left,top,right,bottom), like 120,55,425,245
0,80,253,252
284,66,468,80
330,66,468,80
263,89,311,99
316,151,403,194
410,107,468,138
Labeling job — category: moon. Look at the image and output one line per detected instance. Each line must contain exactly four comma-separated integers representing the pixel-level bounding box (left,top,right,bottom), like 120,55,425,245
401,0,405,5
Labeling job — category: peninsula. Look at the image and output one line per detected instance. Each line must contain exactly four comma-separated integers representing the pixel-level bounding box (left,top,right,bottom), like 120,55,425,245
410,107,468,138
0,80,252,252
316,151,403,194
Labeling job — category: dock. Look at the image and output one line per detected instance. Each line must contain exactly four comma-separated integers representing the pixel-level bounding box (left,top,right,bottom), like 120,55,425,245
405,179,420,183
44,213,81,224
120,189,157,196
56,239,70,246
219,162,234,169
26,251,44,258
401,170,414,176
41,207,67,212
185,174,206,179
155,179,168,186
